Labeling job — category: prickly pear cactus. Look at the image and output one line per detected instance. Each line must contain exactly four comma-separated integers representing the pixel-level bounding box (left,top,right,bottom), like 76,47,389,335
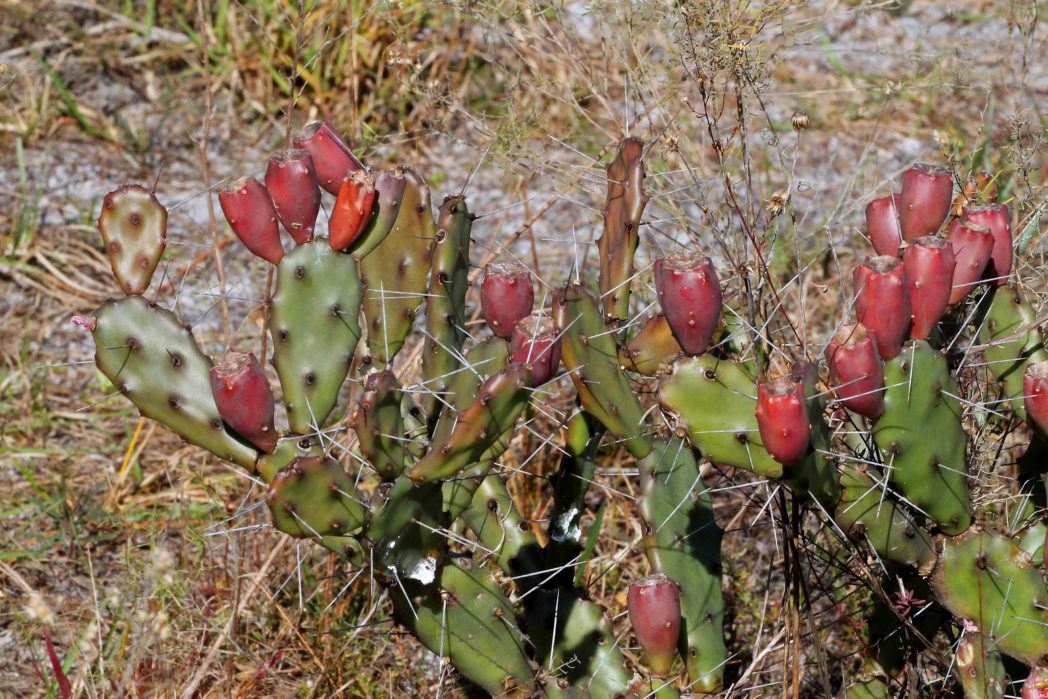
80,136,1048,698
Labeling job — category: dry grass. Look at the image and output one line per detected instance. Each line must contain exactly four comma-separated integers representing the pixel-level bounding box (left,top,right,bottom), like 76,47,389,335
3,0,1048,697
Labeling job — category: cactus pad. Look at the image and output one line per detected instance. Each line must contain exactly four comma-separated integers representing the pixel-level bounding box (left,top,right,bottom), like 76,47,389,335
659,355,781,478
552,284,652,458
97,184,167,295
266,455,367,538
638,439,726,692
396,561,536,696
834,463,936,572
597,137,647,323
873,342,972,535
976,286,1047,423
932,528,1048,666
352,370,406,479
421,195,473,426
409,364,530,484
359,168,433,363
91,296,257,469
270,240,363,434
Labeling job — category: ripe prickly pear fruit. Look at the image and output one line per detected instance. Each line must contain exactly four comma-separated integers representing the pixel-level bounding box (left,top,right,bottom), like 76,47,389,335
946,218,994,305
97,184,167,295
1024,361,1048,433
481,263,534,339
902,236,955,340
866,193,903,256
899,163,953,241
755,376,811,464
826,323,885,419
1023,667,1048,699
627,573,682,677
654,251,722,356
510,313,562,386
854,256,910,360
962,204,1012,285
218,177,284,264
210,351,277,452
265,149,320,244
328,169,377,252
293,121,363,195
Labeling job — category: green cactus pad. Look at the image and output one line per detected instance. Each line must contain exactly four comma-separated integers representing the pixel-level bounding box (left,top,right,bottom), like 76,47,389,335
395,562,536,696
365,476,446,583
317,534,365,565
954,632,1006,699
348,168,407,260
265,455,367,538
873,342,971,535
421,195,473,427
845,679,892,699
97,184,167,296
435,338,510,518
620,314,682,376
432,336,510,447
597,137,647,323
91,296,258,469
352,370,406,479
442,461,494,521
638,439,726,693
976,286,1047,423
552,284,652,458
359,169,433,363
270,240,363,434
256,434,323,484
459,473,542,580
409,364,530,485
658,355,781,479
834,464,936,572
932,527,1048,666
524,589,633,697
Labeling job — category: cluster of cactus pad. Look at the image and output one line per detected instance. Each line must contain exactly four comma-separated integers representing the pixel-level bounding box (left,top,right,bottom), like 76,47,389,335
83,127,1048,697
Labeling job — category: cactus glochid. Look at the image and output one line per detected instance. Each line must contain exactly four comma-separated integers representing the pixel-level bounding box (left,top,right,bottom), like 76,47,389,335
78,127,1048,696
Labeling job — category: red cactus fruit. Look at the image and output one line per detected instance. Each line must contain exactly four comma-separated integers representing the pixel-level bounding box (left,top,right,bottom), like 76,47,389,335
265,149,321,244
481,263,534,339
1022,667,1048,699
962,204,1011,286
853,255,910,360
902,236,955,340
510,313,562,386
218,177,284,264
627,573,682,677
210,352,277,452
946,219,994,305
293,121,364,195
866,193,904,256
654,251,722,356
899,163,953,241
755,376,811,464
328,169,377,252
826,323,885,419
1024,362,1048,433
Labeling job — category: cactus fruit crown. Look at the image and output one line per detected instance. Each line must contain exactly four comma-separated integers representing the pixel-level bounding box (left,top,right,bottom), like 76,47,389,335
81,136,1048,695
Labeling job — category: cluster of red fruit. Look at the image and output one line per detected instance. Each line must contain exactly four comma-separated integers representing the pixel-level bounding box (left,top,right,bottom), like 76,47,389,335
644,163,1038,469
216,122,375,264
